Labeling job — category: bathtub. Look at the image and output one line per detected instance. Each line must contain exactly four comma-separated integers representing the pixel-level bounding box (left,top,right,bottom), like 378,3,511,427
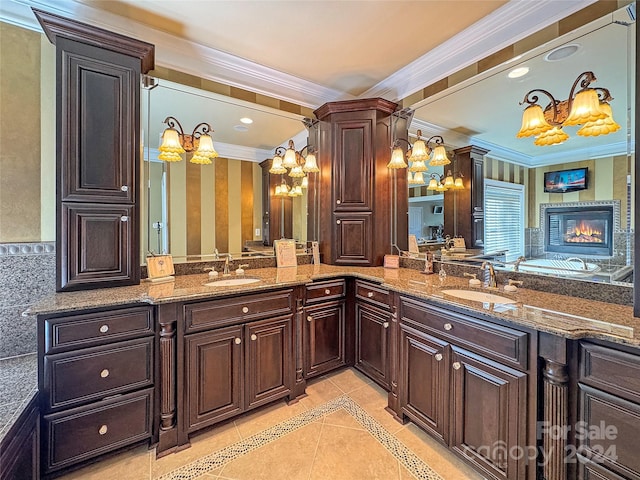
503,258,601,277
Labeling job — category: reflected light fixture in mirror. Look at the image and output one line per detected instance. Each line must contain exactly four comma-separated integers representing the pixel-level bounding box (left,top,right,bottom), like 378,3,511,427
158,116,219,164
388,129,452,185
270,139,319,197
426,171,464,192
517,71,620,146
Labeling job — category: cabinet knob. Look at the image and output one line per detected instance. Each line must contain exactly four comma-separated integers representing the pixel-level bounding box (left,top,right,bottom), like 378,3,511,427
242,306,249,314
98,425,108,435
100,369,110,378
435,353,443,362
234,337,242,345
324,289,331,295
367,292,374,298
99,324,109,333
452,361,461,370
120,185,129,192
307,316,313,322
336,199,341,205
383,322,389,329
443,323,453,331
251,334,257,341
120,216,128,222
336,220,341,225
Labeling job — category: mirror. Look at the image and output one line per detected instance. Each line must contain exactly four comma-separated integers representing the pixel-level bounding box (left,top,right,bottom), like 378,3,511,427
408,6,635,286
141,79,311,262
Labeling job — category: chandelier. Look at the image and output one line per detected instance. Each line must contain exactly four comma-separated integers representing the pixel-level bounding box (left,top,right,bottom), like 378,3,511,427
516,71,620,146
426,171,464,192
158,116,219,164
387,130,453,186
269,140,319,197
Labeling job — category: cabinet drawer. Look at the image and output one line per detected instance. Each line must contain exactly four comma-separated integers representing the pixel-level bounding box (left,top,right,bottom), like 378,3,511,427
44,337,153,411
399,296,528,370
44,306,153,354
579,342,640,404
185,289,293,333
305,280,346,304
42,389,153,474
355,280,390,309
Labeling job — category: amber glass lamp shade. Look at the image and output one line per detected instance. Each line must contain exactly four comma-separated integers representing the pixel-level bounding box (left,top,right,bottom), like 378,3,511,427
190,134,218,164
429,145,451,167
409,138,429,162
282,147,298,169
158,128,185,162
413,171,425,184
269,155,287,174
302,153,319,172
408,159,428,173
387,147,408,169
563,89,607,126
301,176,308,189
577,102,620,137
288,165,305,178
534,126,569,146
443,172,455,189
454,176,464,189
517,105,553,138
435,182,447,192
427,178,439,190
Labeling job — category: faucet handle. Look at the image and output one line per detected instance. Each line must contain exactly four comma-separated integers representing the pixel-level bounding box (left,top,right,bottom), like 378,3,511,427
505,279,523,292
235,264,249,275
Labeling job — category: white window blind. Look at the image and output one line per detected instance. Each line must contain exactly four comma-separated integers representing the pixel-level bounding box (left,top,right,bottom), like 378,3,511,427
484,179,524,262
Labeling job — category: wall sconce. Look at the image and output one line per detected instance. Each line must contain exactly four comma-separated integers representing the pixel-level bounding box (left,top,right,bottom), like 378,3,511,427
269,140,319,197
426,171,464,192
517,71,620,146
387,130,451,172
158,116,219,164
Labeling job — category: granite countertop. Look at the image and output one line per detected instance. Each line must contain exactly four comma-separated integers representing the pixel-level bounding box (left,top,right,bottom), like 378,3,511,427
25,264,640,347
0,353,37,444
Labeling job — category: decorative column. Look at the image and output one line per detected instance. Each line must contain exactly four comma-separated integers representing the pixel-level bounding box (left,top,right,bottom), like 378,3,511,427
542,359,569,480
291,291,307,399
157,303,178,455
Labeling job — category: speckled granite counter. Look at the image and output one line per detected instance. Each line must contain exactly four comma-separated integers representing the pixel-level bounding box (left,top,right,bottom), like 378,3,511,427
0,353,37,443
25,265,640,347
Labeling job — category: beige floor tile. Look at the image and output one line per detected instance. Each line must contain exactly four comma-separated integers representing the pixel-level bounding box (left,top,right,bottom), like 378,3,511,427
322,409,365,430
219,422,323,480
298,375,344,408
324,368,373,393
394,423,486,480
152,421,241,478
233,398,309,439
309,423,400,480
346,381,406,434
57,444,152,480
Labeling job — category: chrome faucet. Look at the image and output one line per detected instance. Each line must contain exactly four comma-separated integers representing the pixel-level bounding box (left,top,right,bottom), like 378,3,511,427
566,257,587,270
223,254,233,276
481,261,497,288
513,256,527,272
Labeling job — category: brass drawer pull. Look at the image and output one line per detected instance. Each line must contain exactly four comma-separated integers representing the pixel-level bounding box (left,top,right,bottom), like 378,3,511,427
100,369,110,378
234,337,242,345
98,425,108,435
324,289,331,295
444,323,453,331
367,292,374,298
383,322,389,329
435,353,443,362
307,316,313,322
452,362,461,370
336,220,341,225
251,334,257,341
242,306,249,314
120,185,129,192
120,216,128,222
99,324,109,333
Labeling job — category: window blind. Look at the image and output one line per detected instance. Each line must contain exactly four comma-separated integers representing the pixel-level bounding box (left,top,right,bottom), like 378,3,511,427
484,179,524,262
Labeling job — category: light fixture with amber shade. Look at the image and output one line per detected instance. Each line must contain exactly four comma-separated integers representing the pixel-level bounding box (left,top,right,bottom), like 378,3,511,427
158,116,219,164
387,130,451,172
426,171,464,192
516,71,619,146
268,139,319,197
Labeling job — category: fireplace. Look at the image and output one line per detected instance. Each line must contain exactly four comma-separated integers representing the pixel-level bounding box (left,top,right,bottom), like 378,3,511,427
543,203,615,257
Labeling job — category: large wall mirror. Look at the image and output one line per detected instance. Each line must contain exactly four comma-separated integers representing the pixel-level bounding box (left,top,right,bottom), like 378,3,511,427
141,79,311,263
408,4,635,287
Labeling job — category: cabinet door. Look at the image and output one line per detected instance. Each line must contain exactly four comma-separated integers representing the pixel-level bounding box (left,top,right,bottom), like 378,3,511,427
355,302,390,390
0,398,38,480
58,38,139,204
304,301,346,378
334,213,372,265
333,118,373,211
60,203,137,290
245,316,293,410
186,326,243,433
450,347,527,480
400,324,449,444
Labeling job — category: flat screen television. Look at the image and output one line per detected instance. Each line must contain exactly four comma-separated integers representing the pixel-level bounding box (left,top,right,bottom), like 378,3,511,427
543,167,588,193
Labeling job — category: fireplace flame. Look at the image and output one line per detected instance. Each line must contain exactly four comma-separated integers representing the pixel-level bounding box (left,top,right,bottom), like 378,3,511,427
566,221,603,243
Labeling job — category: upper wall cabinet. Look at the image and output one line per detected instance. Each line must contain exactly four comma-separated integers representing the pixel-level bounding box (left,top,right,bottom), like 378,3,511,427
33,9,154,291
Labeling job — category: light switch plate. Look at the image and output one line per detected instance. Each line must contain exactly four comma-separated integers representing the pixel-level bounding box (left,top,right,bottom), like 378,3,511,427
255,228,261,237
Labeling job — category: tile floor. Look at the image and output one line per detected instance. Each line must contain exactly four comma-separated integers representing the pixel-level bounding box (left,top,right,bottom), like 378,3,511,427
58,369,485,480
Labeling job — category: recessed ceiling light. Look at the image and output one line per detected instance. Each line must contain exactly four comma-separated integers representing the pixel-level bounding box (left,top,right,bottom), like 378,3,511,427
234,125,249,132
508,67,529,79
240,117,253,124
544,43,580,62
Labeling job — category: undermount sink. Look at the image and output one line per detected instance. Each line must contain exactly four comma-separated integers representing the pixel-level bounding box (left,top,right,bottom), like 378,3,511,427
441,289,517,304
205,277,261,287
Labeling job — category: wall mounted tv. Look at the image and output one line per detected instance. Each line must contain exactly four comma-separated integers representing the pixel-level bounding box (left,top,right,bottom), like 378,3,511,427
543,167,588,193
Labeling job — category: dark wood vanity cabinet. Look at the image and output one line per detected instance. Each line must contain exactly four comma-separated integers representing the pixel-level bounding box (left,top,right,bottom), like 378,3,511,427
576,342,640,480
303,280,346,377
398,296,532,480
183,290,295,435
38,305,155,475
313,98,408,266
34,9,154,291
354,280,391,390
0,396,39,480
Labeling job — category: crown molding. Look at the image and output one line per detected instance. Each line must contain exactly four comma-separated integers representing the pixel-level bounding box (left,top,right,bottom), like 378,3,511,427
362,0,597,101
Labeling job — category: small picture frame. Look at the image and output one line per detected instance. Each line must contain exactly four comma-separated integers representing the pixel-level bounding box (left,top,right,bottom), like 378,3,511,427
408,235,420,254
146,254,175,281
274,239,298,268
384,254,400,269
